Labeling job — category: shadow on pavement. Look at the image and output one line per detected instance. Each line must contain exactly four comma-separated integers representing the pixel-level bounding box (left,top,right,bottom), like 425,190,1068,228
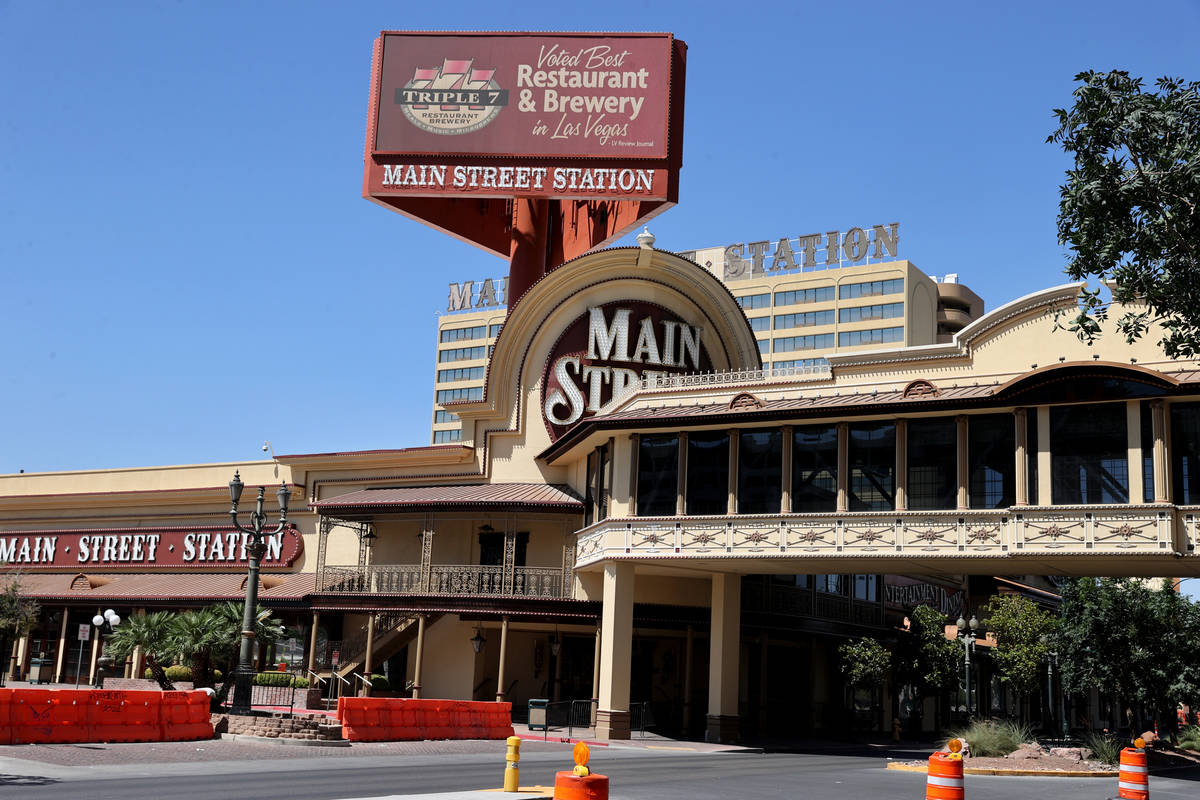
0,774,60,786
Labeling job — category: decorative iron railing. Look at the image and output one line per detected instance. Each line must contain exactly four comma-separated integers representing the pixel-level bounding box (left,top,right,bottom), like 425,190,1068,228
317,563,568,598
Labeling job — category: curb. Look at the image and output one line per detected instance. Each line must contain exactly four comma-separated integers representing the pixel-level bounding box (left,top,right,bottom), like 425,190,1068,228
216,732,351,748
886,761,1117,778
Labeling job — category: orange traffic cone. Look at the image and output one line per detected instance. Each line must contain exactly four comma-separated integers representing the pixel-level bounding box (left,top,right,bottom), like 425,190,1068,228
926,740,964,800
1117,741,1149,800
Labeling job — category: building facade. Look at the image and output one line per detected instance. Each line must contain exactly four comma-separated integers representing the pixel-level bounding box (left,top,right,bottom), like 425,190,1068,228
431,233,984,444
4,243,1199,742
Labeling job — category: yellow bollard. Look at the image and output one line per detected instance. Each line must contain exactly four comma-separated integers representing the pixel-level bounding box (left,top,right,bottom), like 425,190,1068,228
504,735,521,792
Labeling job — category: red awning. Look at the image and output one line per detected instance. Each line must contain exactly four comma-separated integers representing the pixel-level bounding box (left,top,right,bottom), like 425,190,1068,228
13,571,315,603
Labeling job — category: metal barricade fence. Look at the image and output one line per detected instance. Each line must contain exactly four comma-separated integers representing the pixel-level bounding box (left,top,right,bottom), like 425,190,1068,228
220,672,300,715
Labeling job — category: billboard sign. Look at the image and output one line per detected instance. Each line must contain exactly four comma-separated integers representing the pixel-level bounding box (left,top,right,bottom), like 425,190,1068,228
363,31,687,258
373,32,674,160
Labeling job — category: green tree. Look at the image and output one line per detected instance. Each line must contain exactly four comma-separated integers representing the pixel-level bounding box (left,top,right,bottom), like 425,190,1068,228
839,636,891,691
893,605,961,730
983,595,1057,719
1048,71,1200,356
167,608,223,689
1057,577,1200,739
0,575,39,676
206,601,286,710
106,611,177,690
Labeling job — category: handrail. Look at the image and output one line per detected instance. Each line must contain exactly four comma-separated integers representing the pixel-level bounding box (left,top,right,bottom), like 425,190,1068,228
334,672,352,687
305,669,326,686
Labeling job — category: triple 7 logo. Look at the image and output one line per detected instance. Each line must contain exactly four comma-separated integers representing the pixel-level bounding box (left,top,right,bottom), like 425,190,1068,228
431,60,496,111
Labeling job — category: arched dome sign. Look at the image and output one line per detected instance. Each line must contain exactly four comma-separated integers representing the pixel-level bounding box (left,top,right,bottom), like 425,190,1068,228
542,300,711,440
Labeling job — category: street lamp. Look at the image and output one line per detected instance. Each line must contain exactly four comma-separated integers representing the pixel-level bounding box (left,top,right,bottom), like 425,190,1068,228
956,614,981,719
228,471,290,714
470,626,486,653
90,609,121,688
1044,646,1069,740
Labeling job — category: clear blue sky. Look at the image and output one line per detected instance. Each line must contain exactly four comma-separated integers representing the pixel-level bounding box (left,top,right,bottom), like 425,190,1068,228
2,0,1198,475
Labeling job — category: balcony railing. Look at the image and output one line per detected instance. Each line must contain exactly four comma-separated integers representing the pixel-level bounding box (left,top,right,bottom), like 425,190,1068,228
317,563,568,598
574,505,1190,570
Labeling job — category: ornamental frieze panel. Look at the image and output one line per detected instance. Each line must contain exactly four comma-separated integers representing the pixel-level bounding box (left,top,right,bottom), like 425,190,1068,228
631,525,674,552
1019,514,1087,549
784,522,838,551
902,520,959,550
1091,512,1170,550
732,524,781,551
842,521,897,551
680,524,727,552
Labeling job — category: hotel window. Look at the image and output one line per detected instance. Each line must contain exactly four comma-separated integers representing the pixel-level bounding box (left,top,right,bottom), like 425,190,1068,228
440,325,487,343
854,574,878,602
433,410,459,424
748,316,771,332
586,444,611,523
969,414,1015,509
907,418,957,510
838,326,903,347
839,278,904,300
774,358,830,370
687,432,729,515
637,434,679,516
792,424,838,512
738,429,782,514
439,346,486,363
432,429,462,444
774,310,835,329
815,574,846,595
758,339,770,354
774,333,834,353
774,287,835,306
488,323,503,338
839,302,904,323
435,386,483,404
1172,403,1200,503
1050,403,1129,504
848,422,895,511
737,293,770,310
437,366,486,382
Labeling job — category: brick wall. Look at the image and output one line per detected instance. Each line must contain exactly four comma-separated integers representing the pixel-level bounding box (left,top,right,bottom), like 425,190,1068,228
212,712,343,741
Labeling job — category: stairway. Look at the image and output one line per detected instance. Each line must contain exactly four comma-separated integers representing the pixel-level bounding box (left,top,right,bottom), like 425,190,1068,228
335,612,441,680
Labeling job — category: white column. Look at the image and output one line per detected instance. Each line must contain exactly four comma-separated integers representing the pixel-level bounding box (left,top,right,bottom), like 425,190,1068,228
1127,400,1144,503
1014,408,1028,506
1037,407,1052,505
495,617,510,702
596,562,634,740
707,572,741,742
411,614,426,699
54,608,70,683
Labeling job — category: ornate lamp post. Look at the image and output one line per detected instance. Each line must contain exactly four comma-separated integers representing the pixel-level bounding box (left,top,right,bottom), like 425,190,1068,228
956,614,982,718
228,471,289,714
90,609,121,688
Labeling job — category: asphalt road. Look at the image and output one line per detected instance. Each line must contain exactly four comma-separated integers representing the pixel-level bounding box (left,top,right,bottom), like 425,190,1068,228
0,745,1198,800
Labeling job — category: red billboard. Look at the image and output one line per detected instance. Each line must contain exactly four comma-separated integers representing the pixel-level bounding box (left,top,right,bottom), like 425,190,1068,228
374,32,673,159
363,31,687,259
0,525,304,571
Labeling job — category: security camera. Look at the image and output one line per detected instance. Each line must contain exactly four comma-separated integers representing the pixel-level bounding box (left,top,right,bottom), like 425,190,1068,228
262,442,270,452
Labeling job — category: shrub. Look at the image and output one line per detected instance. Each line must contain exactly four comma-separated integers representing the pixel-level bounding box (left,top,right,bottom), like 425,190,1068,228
1084,730,1122,765
142,665,222,683
1179,725,1200,752
253,671,302,687
369,674,389,691
948,719,1034,757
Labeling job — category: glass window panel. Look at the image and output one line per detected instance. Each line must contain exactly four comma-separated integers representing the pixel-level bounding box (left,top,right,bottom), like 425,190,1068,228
849,422,895,511
792,424,838,512
687,432,729,515
637,435,679,516
968,414,1015,509
854,574,878,601
815,574,846,595
1171,403,1200,504
908,418,957,510
1142,402,1155,503
1027,410,1039,505
1050,404,1129,504
738,430,782,514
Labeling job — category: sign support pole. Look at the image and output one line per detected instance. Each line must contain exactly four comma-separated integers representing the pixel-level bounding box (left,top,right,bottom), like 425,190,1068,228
507,197,550,308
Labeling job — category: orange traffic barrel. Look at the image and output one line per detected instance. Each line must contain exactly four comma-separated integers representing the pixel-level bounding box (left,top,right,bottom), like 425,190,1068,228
926,752,964,800
1117,746,1149,800
553,771,608,800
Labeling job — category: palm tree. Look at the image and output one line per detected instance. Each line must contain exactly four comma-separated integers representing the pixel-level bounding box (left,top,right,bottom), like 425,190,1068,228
167,608,222,689
106,610,176,690
208,601,286,710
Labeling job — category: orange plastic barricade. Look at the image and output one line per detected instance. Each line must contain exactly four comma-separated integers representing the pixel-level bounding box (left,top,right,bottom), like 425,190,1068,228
10,689,81,744
87,690,161,743
925,752,964,800
160,690,212,742
553,772,609,800
1118,747,1149,800
0,689,12,746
